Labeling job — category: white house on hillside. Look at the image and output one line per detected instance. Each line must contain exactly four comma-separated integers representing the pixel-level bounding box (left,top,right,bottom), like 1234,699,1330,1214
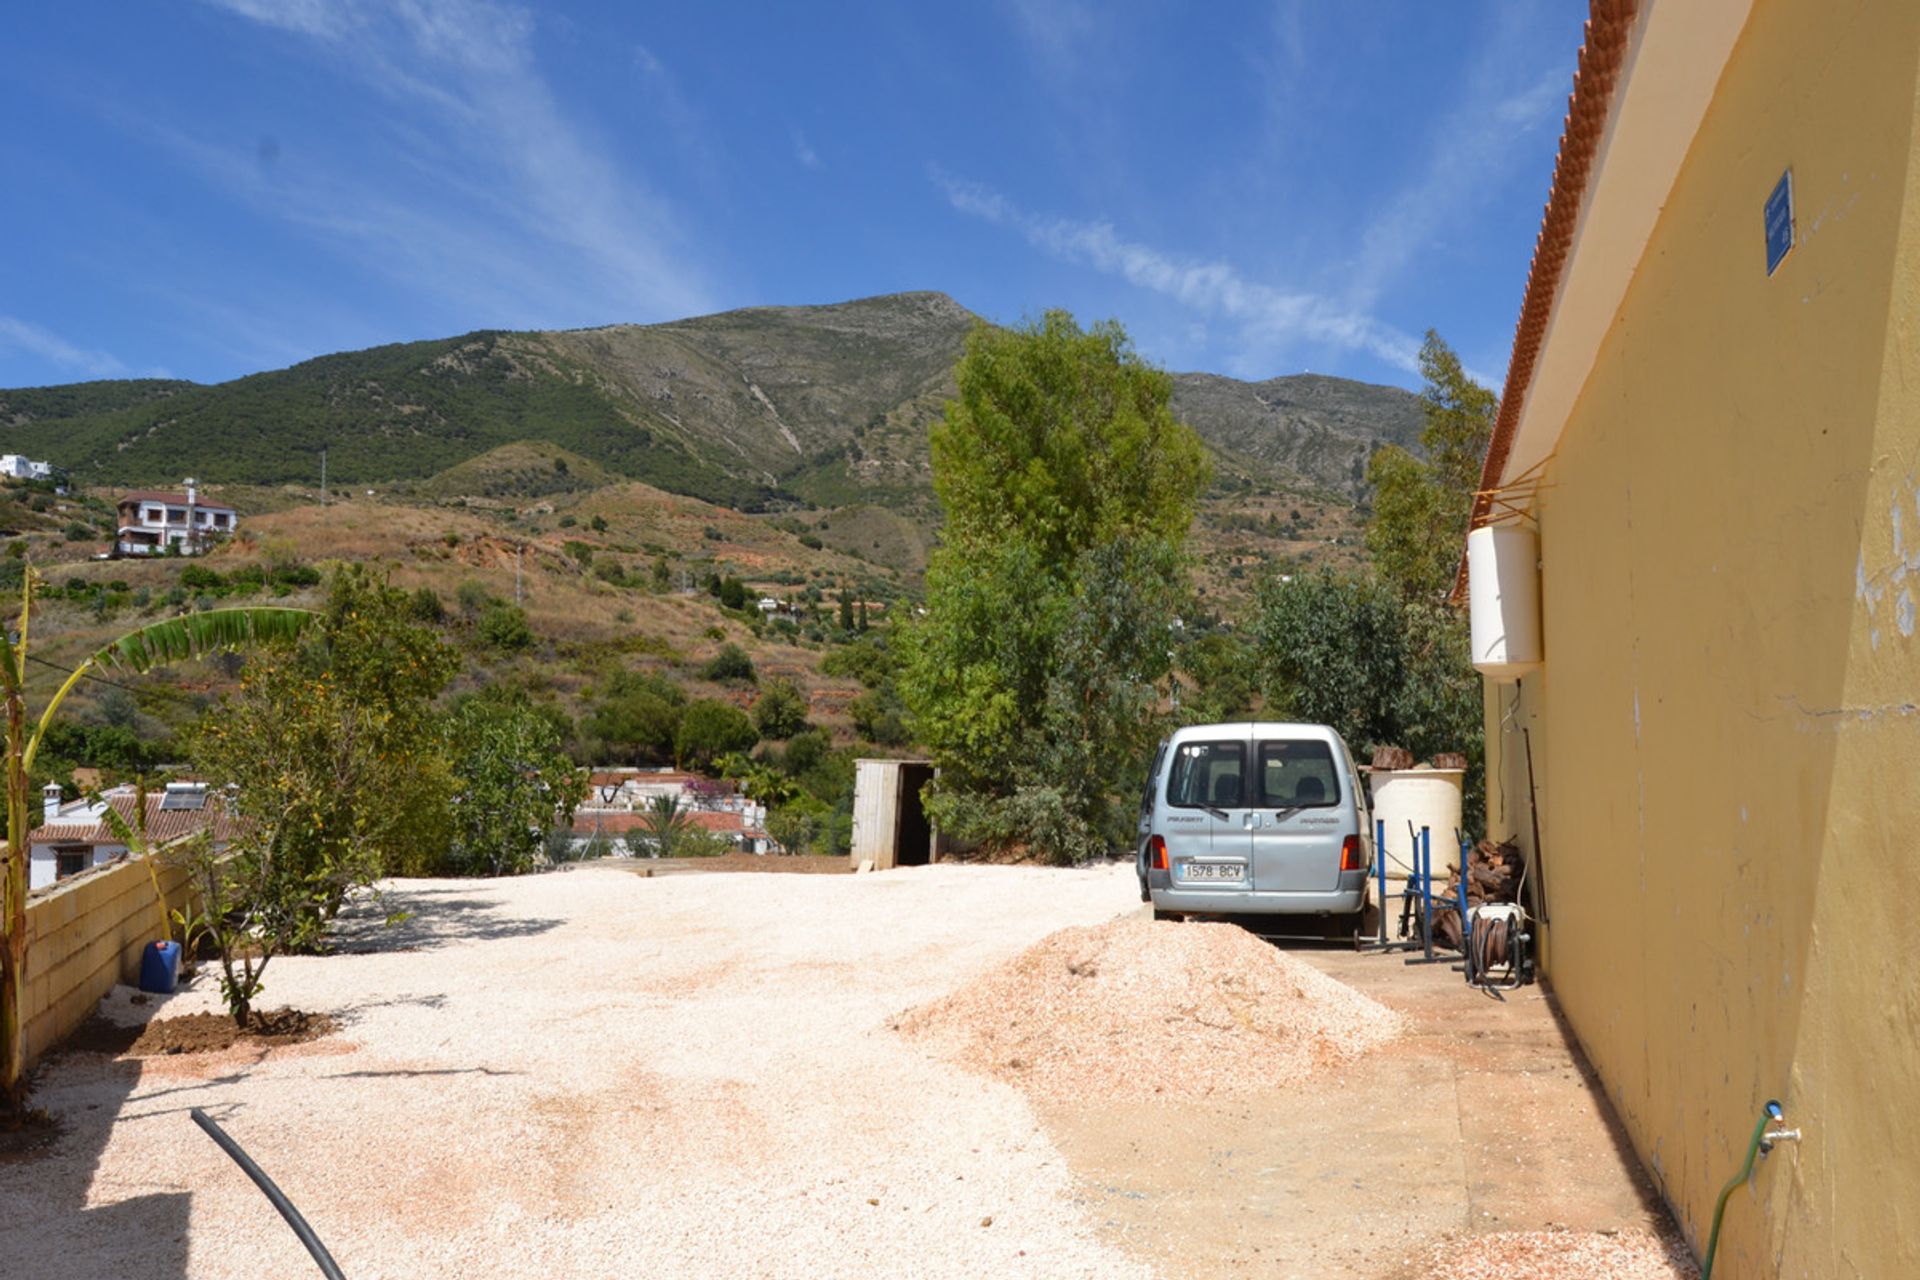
0,455,54,482
114,480,238,556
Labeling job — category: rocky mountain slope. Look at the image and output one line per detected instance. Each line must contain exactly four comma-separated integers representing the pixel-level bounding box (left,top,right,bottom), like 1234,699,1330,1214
0,292,1421,514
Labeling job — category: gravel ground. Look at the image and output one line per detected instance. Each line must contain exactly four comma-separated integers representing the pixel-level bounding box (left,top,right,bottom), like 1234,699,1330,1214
1404,1228,1700,1279
897,918,1401,1101
7,862,1155,1279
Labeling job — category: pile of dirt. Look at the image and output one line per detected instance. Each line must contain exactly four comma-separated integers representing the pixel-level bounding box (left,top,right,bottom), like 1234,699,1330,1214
1402,1228,1699,1279
894,918,1401,1100
66,1007,335,1058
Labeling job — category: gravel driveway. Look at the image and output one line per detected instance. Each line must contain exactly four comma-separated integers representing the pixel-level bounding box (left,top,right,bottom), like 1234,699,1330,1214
8,862,1151,1280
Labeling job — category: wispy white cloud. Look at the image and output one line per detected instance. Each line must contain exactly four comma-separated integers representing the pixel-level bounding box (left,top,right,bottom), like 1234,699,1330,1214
0,317,128,379
1002,0,1099,79
191,0,712,323
1342,10,1572,321
934,171,1421,375
792,128,823,171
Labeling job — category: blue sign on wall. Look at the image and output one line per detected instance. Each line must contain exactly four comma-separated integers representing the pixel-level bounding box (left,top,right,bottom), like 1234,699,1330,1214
1765,170,1795,276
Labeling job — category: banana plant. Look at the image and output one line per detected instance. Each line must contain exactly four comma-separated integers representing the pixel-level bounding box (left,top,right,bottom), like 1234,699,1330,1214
1,567,313,1115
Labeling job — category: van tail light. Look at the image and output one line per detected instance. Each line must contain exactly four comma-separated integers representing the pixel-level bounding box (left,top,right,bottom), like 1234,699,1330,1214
1339,834,1362,872
1149,835,1169,871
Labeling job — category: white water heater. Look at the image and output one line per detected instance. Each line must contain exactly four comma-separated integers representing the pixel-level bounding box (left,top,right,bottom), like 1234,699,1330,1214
1467,524,1541,680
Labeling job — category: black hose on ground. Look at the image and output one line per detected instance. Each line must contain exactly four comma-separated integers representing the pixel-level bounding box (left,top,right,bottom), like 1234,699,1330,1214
191,1107,346,1279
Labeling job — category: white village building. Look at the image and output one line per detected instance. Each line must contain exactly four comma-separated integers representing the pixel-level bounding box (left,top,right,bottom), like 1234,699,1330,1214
27,781,233,892
0,455,54,482
114,480,238,556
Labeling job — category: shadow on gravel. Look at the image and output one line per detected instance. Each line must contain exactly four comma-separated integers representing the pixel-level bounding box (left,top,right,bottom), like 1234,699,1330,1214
329,885,563,955
4,1051,193,1279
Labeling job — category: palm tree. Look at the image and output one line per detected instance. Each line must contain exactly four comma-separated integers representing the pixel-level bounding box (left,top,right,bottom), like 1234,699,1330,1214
639,793,698,859
1,568,312,1115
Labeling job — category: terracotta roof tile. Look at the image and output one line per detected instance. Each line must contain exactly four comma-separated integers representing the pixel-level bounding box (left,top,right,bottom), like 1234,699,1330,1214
29,789,236,846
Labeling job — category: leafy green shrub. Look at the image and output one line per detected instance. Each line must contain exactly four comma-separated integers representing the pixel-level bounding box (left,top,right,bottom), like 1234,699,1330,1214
456,579,491,614
583,673,684,764
848,689,909,746
64,521,92,542
700,643,756,684
674,699,758,771
271,562,322,588
409,586,446,623
752,678,809,740
442,696,586,876
478,603,534,651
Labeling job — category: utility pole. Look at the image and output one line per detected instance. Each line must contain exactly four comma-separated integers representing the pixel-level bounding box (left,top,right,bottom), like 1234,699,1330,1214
320,446,327,508
514,543,524,605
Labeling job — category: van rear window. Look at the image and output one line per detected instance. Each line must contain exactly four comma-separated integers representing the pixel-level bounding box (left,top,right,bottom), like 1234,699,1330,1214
1256,740,1339,808
1167,741,1246,810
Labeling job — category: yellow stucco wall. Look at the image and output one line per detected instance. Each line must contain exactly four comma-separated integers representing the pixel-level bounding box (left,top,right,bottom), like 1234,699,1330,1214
1481,1,1920,1274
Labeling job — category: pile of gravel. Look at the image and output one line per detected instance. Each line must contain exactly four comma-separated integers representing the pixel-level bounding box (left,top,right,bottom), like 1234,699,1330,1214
1405,1229,1699,1279
895,918,1401,1100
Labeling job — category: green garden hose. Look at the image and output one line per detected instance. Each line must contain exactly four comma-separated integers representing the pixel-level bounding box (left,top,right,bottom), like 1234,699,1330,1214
1701,1100,1783,1279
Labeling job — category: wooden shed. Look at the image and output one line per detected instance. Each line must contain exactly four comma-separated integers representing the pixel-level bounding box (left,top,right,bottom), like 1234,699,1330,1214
849,758,936,870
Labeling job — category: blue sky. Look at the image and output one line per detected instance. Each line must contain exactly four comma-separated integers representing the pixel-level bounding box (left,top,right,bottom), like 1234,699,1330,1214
0,1,1587,393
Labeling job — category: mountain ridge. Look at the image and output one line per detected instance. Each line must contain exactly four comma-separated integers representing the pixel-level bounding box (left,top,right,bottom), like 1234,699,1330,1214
0,292,1421,512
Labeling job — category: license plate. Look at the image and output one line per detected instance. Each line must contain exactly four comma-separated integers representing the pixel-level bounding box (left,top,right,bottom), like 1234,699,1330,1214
1179,860,1244,882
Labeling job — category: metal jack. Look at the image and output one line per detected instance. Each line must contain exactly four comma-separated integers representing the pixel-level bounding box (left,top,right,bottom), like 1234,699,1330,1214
1760,1100,1801,1156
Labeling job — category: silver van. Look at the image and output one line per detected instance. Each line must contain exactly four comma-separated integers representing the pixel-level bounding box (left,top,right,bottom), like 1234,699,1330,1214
1135,721,1372,924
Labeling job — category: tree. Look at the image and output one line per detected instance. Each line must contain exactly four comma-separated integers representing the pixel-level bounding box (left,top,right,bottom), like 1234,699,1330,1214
766,796,830,855
1249,569,1486,829
699,643,756,684
478,602,534,652
1248,570,1410,751
443,695,587,876
752,678,809,740
3,580,312,1105
838,591,854,632
931,313,1209,563
583,679,683,765
194,566,459,889
903,312,1208,864
1364,331,1497,602
637,793,727,858
674,699,758,772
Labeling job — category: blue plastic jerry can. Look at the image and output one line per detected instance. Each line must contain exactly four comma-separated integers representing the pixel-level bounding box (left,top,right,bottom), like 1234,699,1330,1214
139,940,181,995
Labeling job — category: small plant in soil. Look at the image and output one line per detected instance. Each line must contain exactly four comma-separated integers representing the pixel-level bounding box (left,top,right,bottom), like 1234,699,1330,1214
171,826,324,1029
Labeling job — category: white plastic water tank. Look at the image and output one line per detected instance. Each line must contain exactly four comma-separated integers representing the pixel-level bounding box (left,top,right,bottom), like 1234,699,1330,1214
1369,767,1466,900
1467,524,1542,680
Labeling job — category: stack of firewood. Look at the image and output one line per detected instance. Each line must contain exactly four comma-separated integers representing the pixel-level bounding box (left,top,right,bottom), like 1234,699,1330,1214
1432,839,1524,951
